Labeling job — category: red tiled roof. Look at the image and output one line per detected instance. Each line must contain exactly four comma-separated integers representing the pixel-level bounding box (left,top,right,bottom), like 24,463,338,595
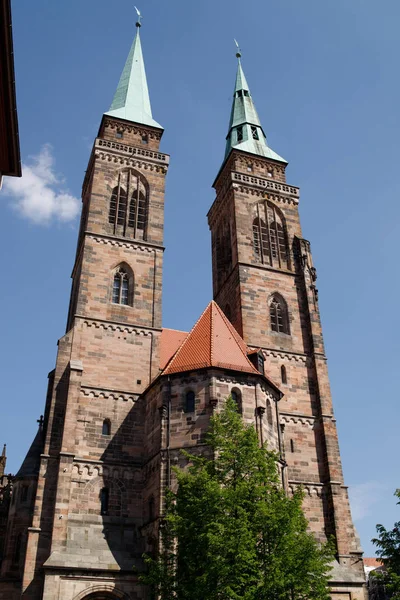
160,328,188,370
363,558,383,568
163,301,260,376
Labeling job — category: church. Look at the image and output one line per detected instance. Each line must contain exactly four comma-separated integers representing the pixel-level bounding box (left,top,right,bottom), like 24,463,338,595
0,17,366,600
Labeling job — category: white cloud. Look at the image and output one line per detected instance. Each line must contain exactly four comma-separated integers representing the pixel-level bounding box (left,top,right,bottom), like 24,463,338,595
348,481,387,521
2,144,80,225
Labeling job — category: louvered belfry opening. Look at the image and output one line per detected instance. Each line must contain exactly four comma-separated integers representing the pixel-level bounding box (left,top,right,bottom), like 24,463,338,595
252,201,289,269
108,169,149,239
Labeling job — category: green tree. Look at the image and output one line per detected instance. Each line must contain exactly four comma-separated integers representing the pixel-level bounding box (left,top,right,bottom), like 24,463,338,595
372,490,400,599
142,398,333,600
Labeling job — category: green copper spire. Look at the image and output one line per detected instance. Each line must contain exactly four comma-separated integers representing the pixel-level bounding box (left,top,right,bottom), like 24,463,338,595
225,46,286,163
105,16,162,129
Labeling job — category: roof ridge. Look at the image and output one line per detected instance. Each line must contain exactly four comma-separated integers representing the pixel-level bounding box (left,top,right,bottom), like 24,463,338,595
163,303,212,374
211,302,259,373
210,302,215,366
162,327,188,334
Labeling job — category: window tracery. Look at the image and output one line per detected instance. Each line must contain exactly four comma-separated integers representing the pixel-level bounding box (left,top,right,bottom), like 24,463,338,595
269,293,290,335
112,265,133,306
108,169,149,239
252,201,290,269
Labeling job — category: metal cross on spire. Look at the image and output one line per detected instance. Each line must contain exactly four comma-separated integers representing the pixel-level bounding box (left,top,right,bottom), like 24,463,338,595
134,5,142,27
234,39,242,59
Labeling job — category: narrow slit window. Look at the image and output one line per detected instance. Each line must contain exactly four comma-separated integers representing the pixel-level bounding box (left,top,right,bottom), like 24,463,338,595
21,485,28,503
281,365,287,384
290,439,295,453
102,419,111,436
185,391,195,413
100,488,109,515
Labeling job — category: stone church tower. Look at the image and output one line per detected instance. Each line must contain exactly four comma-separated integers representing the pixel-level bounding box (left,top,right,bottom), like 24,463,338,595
0,20,366,600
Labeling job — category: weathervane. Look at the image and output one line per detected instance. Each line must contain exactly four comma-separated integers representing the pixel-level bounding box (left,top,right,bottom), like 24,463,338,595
134,5,142,27
234,38,242,59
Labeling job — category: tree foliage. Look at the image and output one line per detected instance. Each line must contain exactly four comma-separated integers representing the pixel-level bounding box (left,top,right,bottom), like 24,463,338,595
142,398,333,600
372,490,400,599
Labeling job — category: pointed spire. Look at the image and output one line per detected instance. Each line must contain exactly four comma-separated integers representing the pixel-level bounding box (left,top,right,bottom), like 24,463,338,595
105,12,162,129
224,45,286,163
1,444,6,458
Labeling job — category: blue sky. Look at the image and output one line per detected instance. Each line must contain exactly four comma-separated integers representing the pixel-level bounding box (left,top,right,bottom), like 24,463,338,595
1,0,399,556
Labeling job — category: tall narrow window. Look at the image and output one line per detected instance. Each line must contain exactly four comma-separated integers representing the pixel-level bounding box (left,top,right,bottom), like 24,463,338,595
100,488,109,515
281,365,287,384
237,126,243,142
14,533,22,563
267,400,273,426
148,496,155,521
185,391,195,413
112,266,132,306
108,186,127,225
224,304,232,321
129,191,147,232
269,294,290,334
231,389,242,414
251,125,259,140
252,202,289,269
290,439,295,453
252,218,270,263
216,220,232,287
102,419,111,436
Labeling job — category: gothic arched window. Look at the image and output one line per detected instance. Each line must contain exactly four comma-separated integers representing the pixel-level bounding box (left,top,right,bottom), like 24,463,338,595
253,202,289,269
102,419,111,436
112,264,133,306
108,170,149,239
269,294,290,335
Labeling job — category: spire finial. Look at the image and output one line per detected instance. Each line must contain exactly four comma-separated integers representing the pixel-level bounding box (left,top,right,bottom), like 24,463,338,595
234,39,241,59
134,5,142,28
37,415,44,431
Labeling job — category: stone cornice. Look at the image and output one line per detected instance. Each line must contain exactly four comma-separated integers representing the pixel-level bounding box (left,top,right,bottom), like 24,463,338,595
232,171,299,200
96,137,169,165
94,141,168,174
103,116,163,140
80,385,140,403
208,173,299,227
75,315,161,336
86,232,164,253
